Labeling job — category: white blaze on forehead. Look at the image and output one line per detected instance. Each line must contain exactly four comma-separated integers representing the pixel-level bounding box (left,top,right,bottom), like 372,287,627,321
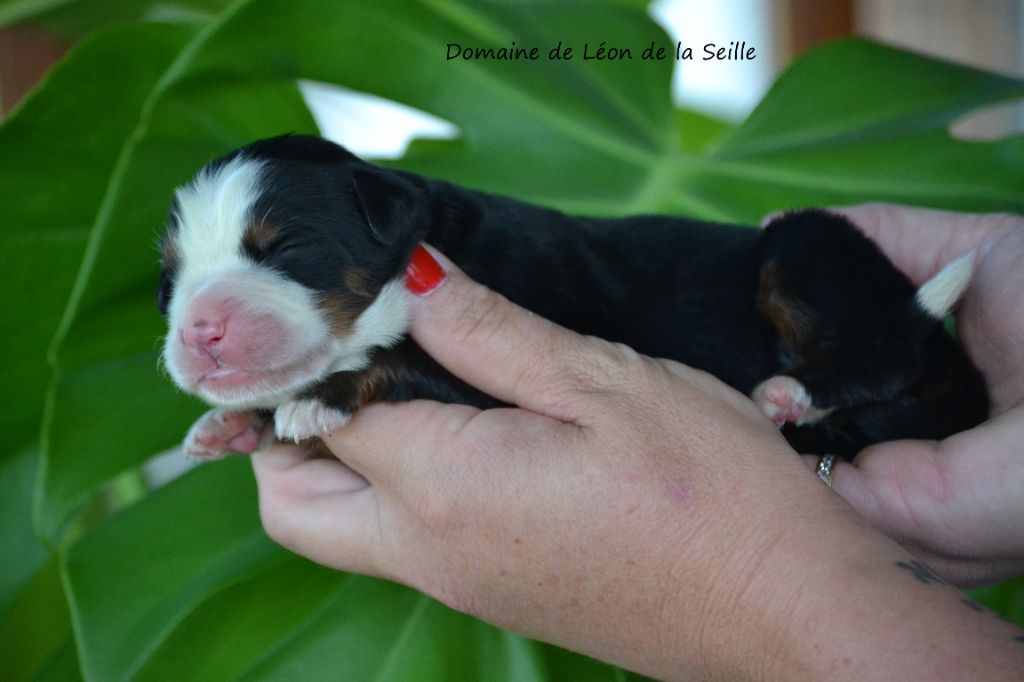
165,153,330,365
172,155,264,275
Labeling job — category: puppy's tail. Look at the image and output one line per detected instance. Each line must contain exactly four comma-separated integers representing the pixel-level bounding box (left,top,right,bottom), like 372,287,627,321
914,252,974,319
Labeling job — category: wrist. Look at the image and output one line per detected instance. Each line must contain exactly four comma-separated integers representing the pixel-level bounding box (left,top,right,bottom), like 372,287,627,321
686,507,848,681
732,510,1024,682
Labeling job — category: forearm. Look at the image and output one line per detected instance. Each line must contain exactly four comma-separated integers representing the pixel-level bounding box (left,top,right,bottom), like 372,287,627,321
442,450,1024,681
664,502,1024,682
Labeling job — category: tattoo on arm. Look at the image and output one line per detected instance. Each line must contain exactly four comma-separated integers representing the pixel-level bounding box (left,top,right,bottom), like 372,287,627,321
894,559,949,586
962,598,985,612
896,561,1024,639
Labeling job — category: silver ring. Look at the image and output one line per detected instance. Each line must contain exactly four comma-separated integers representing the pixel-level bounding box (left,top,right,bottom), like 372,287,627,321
815,454,838,488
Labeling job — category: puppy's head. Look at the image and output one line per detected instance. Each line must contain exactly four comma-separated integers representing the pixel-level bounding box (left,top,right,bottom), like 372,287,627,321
158,135,427,409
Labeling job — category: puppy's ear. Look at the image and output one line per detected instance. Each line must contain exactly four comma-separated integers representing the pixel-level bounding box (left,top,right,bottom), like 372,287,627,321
156,269,173,316
350,166,422,246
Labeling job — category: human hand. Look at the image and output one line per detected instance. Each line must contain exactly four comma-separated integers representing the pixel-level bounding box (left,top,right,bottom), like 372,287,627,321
253,248,813,679
815,204,1024,586
253,247,1024,680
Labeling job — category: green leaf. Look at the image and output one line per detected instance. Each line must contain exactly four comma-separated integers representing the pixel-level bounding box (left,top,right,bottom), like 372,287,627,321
0,0,68,28
675,107,732,154
689,39,1024,220
0,447,77,682
30,635,83,682
62,458,284,682
131,557,345,682
0,21,196,456
971,577,1024,625
0,447,49,617
0,0,227,35
0,556,76,682
241,577,631,681
716,40,1023,156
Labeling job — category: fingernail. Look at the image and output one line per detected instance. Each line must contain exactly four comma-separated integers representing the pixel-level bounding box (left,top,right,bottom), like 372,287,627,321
405,245,447,296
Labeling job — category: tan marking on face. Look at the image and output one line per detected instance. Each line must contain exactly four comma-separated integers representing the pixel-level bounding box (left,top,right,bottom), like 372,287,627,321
317,293,365,337
316,268,380,336
344,267,379,300
242,216,279,257
160,234,180,272
319,269,384,338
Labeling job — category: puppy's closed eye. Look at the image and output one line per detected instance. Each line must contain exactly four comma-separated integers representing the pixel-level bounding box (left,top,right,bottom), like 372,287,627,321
242,218,282,261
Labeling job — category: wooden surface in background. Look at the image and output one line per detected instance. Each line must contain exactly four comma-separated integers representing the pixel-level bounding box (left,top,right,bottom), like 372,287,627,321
856,0,1022,137
786,0,854,56
0,25,67,116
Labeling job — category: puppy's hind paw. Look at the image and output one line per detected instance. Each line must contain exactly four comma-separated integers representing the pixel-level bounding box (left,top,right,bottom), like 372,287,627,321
752,376,812,427
184,408,269,461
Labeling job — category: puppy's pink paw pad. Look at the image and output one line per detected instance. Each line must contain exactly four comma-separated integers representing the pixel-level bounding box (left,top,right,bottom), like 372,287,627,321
184,409,267,460
751,376,811,427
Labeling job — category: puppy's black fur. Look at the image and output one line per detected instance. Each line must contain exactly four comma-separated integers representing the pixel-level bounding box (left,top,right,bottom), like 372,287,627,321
162,135,990,458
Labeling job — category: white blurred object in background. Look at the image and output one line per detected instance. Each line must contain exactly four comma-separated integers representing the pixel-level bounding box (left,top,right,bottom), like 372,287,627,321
298,79,459,159
649,0,776,120
300,0,776,159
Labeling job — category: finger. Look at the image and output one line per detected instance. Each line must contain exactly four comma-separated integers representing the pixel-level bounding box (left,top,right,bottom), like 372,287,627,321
322,398,570,480
405,245,631,422
321,399,476,478
251,441,370,497
800,453,855,492
831,204,1019,285
251,443,381,575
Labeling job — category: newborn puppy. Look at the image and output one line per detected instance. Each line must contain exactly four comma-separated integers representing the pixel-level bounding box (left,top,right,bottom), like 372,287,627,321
158,134,988,459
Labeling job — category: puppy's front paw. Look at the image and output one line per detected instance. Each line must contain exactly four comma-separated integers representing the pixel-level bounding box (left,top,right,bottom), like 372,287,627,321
752,376,812,427
274,399,351,443
185,409,268,460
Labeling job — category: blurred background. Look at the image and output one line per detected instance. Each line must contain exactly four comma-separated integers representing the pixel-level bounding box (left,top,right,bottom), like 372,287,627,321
4,0,1022,153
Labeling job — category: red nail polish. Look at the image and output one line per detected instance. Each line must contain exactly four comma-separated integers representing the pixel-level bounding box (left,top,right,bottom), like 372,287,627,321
405,245,446,296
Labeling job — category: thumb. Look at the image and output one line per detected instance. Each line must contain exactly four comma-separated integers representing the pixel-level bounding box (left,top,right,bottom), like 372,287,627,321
403,245,628,423
830,204,1017,286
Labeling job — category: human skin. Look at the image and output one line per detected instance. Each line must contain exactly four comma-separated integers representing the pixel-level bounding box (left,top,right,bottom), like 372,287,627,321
252,217,1024,680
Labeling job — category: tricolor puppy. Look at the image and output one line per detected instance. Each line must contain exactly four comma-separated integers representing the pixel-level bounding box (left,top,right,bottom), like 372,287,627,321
158,135,989,460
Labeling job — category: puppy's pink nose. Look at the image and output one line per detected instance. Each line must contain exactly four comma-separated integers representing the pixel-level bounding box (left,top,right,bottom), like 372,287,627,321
182,317,227,352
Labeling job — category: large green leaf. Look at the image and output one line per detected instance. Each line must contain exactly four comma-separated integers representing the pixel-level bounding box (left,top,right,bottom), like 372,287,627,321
0,0,67,27
0,556,77,682
0,0,227,34
0,21,197,456
0,447,48,618
240,577,633,681
0,447,76,682
3,0,1021,679
62,458,284,682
